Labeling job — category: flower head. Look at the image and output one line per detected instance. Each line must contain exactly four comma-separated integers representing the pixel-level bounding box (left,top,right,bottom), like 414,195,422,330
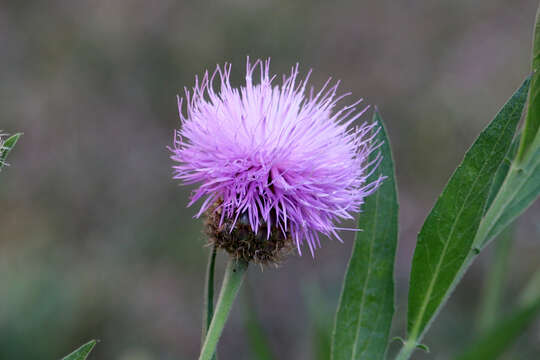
170,58,383,262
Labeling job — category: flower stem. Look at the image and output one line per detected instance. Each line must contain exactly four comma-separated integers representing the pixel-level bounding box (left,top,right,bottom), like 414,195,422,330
394,339,417,360
198,257,248,360
202,245,218,359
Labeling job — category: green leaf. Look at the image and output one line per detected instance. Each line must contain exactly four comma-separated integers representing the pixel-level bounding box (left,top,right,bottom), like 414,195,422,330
405,77,530,345
455,299,540,360
475,129,540,248
0,133,22,171
61,340,97,360
484,133,520,212
517,4,540,160
331,109,398,360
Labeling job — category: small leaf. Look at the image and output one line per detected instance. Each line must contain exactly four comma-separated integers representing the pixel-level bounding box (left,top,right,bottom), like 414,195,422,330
416,343,430,353
517,4,540,160
0,133,22,171
455,299,540,360
331,109,398,360
406,77,530,343
61,340,97,360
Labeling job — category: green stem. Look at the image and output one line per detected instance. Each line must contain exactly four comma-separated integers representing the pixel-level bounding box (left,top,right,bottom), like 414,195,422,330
199,258,248,360
394,340,417,360
202,245,218,358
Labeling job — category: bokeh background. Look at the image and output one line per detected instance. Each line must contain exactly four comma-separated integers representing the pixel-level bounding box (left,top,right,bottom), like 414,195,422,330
1,1,539,359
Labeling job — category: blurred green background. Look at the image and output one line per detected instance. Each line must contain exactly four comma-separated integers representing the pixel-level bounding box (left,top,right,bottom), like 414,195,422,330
1,1,539,359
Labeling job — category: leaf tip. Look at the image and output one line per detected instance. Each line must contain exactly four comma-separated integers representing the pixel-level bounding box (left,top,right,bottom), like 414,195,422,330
416,343,430,353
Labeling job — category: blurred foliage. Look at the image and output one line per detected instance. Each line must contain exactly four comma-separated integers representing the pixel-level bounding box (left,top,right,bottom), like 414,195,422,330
0,0,539,359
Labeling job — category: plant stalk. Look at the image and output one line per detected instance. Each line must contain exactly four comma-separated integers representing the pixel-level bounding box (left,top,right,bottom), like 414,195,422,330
198,257,248,360
394,339,417,360
202,245,218,359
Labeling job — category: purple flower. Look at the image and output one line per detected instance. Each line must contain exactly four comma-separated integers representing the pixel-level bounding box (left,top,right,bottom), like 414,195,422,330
170,58,384,258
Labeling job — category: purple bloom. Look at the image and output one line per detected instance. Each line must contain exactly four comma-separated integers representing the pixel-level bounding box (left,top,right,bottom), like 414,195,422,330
170,58,383,257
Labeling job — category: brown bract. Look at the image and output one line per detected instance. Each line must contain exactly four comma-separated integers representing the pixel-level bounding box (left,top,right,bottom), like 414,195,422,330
204,201,294,265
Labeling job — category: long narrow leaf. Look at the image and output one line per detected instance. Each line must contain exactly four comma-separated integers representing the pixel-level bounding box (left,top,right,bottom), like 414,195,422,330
475,129,540,248
61,340,97,360
517,3,540,160
484,133,520,212
477,4,540,246
331,110,398,360
405,77,530,346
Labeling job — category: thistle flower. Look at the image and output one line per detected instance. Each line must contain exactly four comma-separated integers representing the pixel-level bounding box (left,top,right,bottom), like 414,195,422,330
170,58,384,263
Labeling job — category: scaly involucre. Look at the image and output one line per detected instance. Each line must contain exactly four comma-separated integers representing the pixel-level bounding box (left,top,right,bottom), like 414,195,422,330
170,59,384,255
